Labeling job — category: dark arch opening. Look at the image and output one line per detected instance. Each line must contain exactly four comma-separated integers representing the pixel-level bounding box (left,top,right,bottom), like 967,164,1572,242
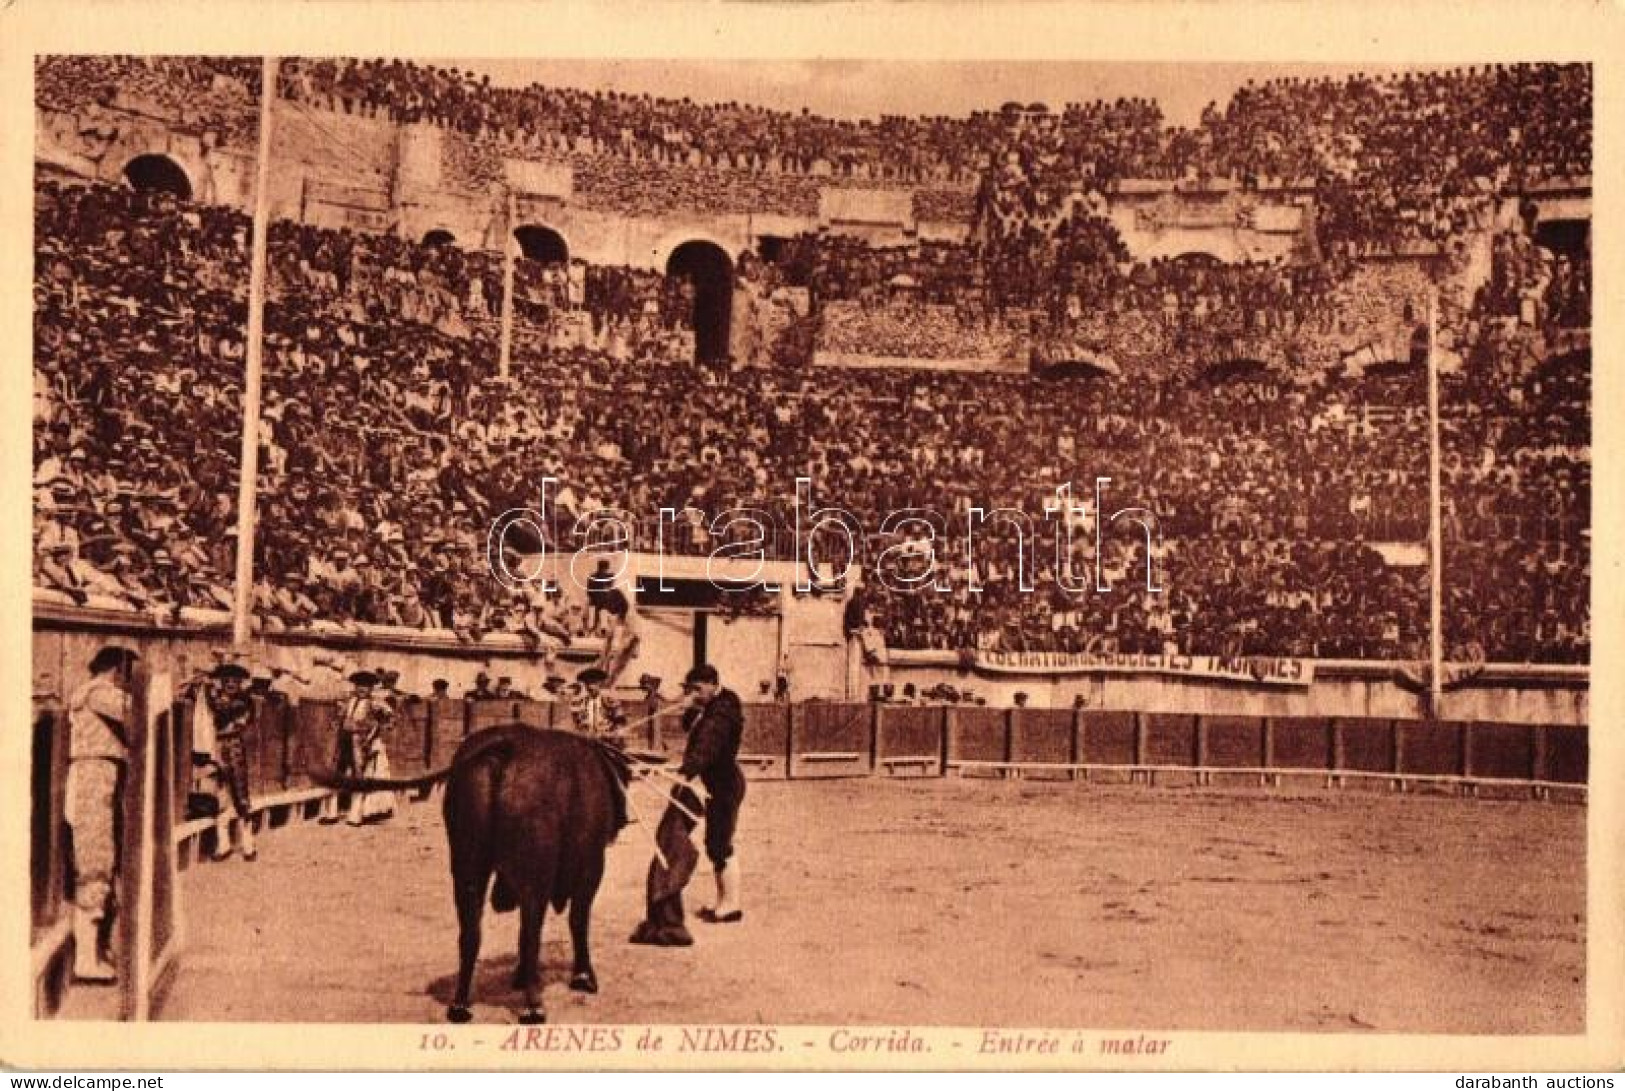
422,229,456,248
123,155,192,200
754,235,789,264
1410,324,1431,367
514,225,569,265
666,240,734,366
1534,218,1590,261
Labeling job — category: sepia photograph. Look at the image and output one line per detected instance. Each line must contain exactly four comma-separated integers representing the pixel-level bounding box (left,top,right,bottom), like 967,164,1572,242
5,0,1622,1073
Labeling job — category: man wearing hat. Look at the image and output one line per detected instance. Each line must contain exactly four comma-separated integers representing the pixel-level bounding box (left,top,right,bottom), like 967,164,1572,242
65,645,138,982
321,669,386,824
630,664,747,946
351,668,400,824
569,667,625,740
201,662,257,860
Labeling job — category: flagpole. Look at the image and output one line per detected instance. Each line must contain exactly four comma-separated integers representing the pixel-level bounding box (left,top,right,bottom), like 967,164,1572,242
232,56,277,648
498,188,516,381
1426,287,1443,718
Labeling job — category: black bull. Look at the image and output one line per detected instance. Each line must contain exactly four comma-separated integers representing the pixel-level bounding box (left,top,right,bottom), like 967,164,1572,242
314,724,630,1023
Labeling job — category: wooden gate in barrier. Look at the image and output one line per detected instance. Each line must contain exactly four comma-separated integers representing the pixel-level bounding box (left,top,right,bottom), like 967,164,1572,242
30,697,72,1016
31,670,187,1020
118,669,184,1020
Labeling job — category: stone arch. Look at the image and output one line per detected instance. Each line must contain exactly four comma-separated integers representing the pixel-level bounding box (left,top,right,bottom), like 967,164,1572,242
422,229,457,248
665,239,735,366
513,224,569,265
122,154,192,200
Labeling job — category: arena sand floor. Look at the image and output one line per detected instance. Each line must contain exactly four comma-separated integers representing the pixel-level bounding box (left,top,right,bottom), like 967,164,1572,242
152,778,1584,1032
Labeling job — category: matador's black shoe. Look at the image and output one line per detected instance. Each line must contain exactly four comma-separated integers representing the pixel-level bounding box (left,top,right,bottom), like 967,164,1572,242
629,921,694,947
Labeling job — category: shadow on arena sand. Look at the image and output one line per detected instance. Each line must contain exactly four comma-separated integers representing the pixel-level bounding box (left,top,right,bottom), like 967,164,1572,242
151,779,1583,1032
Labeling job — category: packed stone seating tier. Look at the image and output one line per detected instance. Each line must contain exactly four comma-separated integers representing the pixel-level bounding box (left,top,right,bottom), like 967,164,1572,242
32,172,1588,663
37,58,1588,245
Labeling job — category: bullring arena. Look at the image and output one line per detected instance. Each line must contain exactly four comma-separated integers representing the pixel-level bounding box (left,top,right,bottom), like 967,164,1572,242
32,689,1588,1030
164,778,1586,1032
29,55,1590,1035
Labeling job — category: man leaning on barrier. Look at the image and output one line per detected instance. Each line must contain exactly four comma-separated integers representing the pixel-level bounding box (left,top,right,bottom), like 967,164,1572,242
202,662,257,861
65,644,138,983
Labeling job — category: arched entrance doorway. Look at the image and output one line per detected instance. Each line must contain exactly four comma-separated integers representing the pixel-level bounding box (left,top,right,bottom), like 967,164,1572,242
513,225,569,265
666,240,734,365
123,155,192,200
422,229,457,248
1534,218,1590,260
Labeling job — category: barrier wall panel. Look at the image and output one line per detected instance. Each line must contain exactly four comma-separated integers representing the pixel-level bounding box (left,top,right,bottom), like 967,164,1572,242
735,704,790,778
1080,711,1137,764
741,704,791,757
467,699,516,734
1270,717,1332,769
427,700,466,768
877,705,944,761
1204,716,1263,768
1401,721,1462,776
513,701,550,730
947,707,1006,764
288,700,339,788
1011,709,1073,765
146,700,180,1002
259,701,291,793
791,702,871,777
794,703,870,753
171,699,195,820
392,701,430,777
1471,722,1534,780
1544,726,1588,784
30,704,66,933
1144,713,1197,767
241,702,274,801
1336,718,1393,773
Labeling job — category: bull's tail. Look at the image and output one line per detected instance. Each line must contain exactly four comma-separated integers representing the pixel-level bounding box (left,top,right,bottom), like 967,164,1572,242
310,729,522,795
309,766,452,793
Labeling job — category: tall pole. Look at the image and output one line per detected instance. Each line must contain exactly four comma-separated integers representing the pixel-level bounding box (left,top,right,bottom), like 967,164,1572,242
1426,288,1444,718
232,56,277,648
498,188,516,380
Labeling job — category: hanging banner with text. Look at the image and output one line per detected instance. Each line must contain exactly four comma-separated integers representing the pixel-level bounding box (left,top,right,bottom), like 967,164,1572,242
969,650,1315,687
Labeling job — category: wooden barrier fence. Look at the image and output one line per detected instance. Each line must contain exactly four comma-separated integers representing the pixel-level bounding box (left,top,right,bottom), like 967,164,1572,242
32,690,1587,1018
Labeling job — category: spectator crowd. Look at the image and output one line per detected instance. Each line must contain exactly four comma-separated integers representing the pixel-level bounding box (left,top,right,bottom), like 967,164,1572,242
32,60,1591,664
